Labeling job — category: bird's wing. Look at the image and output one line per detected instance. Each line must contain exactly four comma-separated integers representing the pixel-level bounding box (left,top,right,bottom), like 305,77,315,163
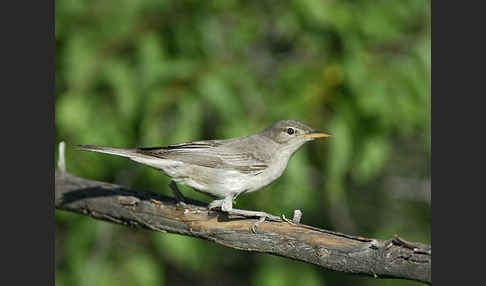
136,140,268,175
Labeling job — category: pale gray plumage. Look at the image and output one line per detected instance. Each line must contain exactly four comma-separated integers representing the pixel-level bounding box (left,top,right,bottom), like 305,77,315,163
77,120,331,231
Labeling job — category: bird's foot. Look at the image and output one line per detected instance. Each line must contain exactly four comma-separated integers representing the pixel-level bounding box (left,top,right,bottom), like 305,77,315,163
208,197,282,233
251,216,267,233
281,214,295,225
225,208,282,233
208,199,224,210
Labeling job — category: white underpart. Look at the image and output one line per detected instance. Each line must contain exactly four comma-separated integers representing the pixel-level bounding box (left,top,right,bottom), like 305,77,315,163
130,156,251,197
244,143,302,193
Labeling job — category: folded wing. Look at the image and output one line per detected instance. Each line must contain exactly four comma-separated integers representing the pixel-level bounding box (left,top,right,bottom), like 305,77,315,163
136,141,268,175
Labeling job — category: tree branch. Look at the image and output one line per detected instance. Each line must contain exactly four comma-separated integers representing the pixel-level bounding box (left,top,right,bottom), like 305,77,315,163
55,170,431,284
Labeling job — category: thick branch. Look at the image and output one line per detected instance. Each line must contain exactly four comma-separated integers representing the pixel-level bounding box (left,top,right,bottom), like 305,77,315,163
55,170,431,284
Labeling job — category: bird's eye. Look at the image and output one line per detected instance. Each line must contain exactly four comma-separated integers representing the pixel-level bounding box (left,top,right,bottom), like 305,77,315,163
287,128,295,135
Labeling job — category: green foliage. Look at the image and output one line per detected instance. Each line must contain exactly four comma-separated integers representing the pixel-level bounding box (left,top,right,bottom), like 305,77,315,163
56,0,430,284
252,255,324,286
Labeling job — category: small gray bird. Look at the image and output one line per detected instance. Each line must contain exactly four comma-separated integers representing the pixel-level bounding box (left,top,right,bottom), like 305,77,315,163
78,120,331,230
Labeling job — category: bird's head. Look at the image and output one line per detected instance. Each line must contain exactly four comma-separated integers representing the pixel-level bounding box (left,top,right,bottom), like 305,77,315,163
260,120,331,152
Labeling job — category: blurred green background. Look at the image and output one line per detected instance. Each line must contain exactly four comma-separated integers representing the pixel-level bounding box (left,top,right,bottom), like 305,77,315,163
55,0,430,285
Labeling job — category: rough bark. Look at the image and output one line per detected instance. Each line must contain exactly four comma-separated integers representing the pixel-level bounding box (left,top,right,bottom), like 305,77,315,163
55,170,431,284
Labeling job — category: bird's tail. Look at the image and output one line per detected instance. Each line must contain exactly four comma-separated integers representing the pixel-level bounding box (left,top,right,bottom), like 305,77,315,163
76,145,138,158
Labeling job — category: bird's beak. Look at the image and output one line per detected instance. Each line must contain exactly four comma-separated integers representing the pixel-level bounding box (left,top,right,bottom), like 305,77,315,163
297,131,332,139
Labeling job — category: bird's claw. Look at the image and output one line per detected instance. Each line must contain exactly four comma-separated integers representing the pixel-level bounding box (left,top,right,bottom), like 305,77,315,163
281,214,296,225
250,214,284,233
251,216,267,233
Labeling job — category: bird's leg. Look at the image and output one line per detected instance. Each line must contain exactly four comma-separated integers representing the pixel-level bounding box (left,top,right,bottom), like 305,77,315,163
208,196,234,211
207,200,222,209
214,195,281,233
169,181,187,206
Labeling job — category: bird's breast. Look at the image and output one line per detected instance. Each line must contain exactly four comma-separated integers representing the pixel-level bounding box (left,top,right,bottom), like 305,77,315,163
245,156,290,193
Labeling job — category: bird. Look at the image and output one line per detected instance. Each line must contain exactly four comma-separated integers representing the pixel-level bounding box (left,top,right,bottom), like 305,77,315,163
77,120,331,231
